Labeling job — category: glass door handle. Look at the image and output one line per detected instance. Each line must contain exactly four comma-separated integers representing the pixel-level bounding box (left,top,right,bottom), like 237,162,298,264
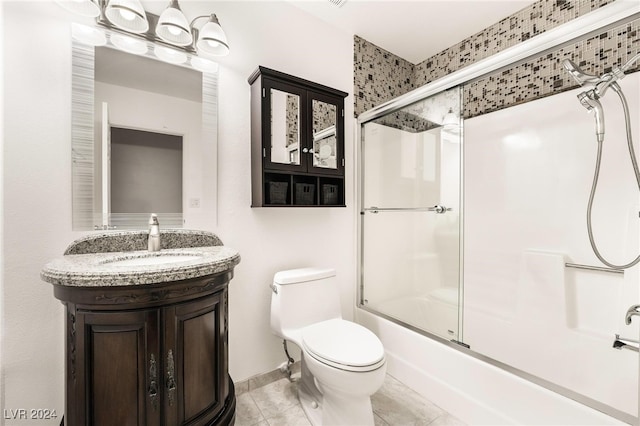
363,206,453,214
430,205,451,214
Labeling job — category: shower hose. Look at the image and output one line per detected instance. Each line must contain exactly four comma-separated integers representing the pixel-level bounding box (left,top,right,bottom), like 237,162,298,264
587,85,640,269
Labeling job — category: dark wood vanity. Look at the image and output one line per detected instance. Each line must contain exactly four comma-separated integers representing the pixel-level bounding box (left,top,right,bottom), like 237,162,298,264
54,274,234,426
249,66,348,207
41,231,240,426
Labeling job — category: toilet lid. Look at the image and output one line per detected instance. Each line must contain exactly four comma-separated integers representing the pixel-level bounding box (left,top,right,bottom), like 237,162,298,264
301,319,385,371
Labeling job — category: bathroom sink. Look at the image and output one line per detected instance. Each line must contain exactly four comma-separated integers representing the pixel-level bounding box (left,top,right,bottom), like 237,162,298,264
101,253,203,267
41,229,241,287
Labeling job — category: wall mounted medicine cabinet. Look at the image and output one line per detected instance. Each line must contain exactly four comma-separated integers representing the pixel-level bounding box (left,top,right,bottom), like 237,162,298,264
249,66,348,207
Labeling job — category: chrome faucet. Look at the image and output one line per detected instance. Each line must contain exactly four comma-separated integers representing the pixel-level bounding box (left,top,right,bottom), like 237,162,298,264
148,214,161,252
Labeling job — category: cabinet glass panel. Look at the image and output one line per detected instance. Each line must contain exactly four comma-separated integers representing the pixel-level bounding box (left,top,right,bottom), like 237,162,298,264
312,99,337,169
270,89,300,165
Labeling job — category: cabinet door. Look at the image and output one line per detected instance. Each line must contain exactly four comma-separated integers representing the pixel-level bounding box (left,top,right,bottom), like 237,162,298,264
308,90,344,176
82,309,161,426
263,78,309,173
163,291,228,425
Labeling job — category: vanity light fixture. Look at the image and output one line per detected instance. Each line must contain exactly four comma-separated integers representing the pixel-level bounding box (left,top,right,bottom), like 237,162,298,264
71,22,219,72
193,14,230,57
155,4,229,56
156,0,193,46
440,107,461,138
442,108,459,132
57,0,230,57
104,0,149,34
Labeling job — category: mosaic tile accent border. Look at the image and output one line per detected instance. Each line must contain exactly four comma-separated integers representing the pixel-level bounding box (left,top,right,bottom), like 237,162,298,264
413,0,616,87
466,18,640,118
354,0,639,119
354,35,415,116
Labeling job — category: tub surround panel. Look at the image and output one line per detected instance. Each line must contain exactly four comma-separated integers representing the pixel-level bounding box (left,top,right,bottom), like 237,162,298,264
354,0,639,119
463,73,640,417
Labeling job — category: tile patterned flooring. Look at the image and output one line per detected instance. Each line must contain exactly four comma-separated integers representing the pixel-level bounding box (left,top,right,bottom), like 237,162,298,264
235,373,466,426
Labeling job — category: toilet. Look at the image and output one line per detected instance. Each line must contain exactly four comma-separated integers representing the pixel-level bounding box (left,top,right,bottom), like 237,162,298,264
270,267,386,426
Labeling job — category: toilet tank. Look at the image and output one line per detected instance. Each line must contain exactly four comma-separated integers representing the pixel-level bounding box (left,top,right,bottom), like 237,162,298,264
270,267,342,339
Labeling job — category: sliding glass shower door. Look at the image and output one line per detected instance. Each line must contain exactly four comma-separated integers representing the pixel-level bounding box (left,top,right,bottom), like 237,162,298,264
359,87,463,340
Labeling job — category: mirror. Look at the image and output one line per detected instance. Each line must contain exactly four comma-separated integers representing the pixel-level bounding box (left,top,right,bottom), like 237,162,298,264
71,29,218,231
109,127,183,214
270,88,300,165
312,99,337,169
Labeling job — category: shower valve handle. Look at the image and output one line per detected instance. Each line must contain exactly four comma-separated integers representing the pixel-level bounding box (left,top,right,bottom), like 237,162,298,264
625,304,640,325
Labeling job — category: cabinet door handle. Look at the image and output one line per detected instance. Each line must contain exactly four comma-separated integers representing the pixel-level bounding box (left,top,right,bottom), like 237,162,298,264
148,354,158,410
166,349,176,406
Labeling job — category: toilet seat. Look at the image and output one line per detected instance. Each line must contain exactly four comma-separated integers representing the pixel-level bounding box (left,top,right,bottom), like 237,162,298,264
301,319,385,372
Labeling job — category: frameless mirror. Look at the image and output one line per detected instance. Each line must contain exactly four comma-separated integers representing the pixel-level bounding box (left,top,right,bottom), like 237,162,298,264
270,88,300,165
71,28,219,231
312,99,337,169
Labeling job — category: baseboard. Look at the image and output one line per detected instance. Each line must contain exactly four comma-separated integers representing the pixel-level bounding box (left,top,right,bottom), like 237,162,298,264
234,361,301,396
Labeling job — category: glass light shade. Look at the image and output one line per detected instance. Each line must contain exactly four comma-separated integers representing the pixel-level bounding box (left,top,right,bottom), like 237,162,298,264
196,15,229,56
154,45,188,65
55,0,100,17
105,0,149,34
110,33,148,55
442,108,459,131
156,5,193,46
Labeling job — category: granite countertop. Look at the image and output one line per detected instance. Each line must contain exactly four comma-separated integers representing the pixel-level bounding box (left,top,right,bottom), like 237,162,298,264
41,230,240,287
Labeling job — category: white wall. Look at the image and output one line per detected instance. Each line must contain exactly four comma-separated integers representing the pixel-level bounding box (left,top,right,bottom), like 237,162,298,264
1,1,354,422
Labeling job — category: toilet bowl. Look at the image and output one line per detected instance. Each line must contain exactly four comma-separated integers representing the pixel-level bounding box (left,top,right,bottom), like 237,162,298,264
270,267,386,426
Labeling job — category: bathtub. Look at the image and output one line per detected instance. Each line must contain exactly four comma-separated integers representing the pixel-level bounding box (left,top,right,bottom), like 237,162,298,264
356,308,628,425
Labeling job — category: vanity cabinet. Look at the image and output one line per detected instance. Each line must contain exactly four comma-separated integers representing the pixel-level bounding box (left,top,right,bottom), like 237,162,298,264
53,273,235,426
249,66,348,207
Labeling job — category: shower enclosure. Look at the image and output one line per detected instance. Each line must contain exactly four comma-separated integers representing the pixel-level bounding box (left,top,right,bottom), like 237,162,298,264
360,87,463,341
357,3,640,423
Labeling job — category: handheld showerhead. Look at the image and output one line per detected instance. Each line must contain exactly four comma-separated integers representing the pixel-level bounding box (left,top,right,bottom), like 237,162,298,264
593,102,605,144
562,59,600,86
563,54,640,269
578,91,605,143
